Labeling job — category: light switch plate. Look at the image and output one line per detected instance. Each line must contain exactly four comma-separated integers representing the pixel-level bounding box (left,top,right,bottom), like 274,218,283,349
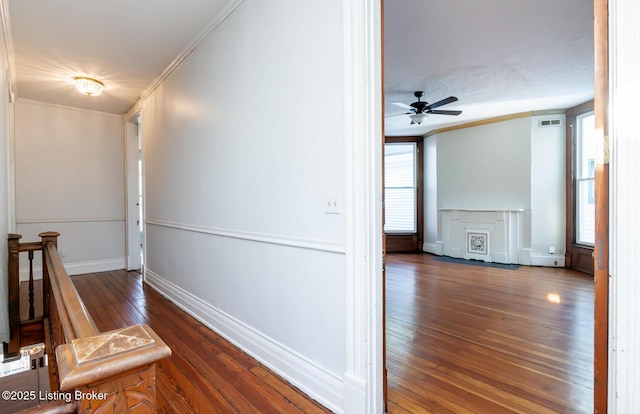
325,194,341,214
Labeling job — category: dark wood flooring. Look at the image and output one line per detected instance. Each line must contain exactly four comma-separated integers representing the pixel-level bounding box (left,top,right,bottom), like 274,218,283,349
70,270,332,414
385,253,594,413
65,253,593,413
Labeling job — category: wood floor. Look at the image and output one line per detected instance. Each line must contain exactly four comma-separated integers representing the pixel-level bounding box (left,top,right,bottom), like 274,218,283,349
385,253,594,414
70,270,332,414
67,253,593,413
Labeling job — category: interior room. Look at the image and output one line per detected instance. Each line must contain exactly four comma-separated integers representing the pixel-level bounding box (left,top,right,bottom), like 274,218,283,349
0,0,639,413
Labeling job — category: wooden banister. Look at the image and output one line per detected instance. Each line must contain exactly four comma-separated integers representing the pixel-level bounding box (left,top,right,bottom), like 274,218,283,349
5,233,171,412
43,243,98,340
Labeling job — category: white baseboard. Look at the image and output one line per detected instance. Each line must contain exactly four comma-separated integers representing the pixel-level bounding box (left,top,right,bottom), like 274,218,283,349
423,241,443,256
530,253,566,267
19,257,125,281
144,269,344,413
519,248,532,266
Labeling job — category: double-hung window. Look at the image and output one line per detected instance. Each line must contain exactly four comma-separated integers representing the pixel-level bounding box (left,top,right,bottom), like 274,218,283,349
384,142,417,233
575,111,596,245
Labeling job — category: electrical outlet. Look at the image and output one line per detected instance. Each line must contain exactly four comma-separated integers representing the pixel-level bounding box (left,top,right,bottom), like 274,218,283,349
548,246,556,254
59,248,67,260
325,194,341,214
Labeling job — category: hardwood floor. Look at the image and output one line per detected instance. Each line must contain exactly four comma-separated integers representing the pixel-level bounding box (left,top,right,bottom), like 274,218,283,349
70,270,331,414
68,254,593,414
385,253,594,414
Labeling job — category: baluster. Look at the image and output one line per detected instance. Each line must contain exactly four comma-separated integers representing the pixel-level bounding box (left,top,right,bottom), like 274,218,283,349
28,250,35,320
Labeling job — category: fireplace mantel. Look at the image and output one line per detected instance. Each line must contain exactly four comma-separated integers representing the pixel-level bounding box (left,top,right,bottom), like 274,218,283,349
436,209,527,265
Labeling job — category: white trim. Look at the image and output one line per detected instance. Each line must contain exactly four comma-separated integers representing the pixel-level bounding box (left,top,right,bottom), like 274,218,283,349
529,253,565,267
124,119,141,271
145,218,345,254
0,0,16,99
608,0,640,411
16,217,125,224
519,248,532,266
19,257,125,281
14,98,123,118
135,0,244,107
144,269,343,413
423,241,443,256
343,0,384,412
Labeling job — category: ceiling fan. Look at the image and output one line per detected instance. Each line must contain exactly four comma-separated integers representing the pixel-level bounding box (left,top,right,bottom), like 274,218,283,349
389,91,462,125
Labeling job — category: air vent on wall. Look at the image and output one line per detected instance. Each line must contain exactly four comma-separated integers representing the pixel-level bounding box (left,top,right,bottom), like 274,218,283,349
538,118,563,127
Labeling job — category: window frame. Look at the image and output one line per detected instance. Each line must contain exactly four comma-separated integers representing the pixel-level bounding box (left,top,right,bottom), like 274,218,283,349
565,101,595,275
384,136,424,252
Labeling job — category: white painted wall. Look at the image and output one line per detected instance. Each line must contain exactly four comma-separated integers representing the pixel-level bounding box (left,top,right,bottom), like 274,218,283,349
13,101,125,277
436,117,532,210
423,136,439,253
140,0,346,410
0,20,11,343
530,115,566,262
424,115,566,266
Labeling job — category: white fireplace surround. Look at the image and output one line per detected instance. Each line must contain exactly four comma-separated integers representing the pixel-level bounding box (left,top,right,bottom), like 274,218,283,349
436,210,526,265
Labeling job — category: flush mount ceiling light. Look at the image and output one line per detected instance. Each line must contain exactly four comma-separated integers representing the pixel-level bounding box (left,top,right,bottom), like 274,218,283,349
73,77,104,96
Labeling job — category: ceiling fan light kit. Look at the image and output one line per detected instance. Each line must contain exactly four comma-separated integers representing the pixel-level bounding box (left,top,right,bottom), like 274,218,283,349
409,112,428,125
392,90,462,125
73,76,104,96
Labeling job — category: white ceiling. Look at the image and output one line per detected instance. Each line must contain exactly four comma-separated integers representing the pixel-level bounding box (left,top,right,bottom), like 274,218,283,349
384,0,594,135
3,0,594,127
4,0,240,114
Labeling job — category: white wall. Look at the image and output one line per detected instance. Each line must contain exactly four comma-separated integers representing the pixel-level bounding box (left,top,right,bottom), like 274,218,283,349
140,0,346,410
0,19,11,343
530,115,566,262
436,117,532,210
14,101,125,277
424,115,566,266
423,136,438,251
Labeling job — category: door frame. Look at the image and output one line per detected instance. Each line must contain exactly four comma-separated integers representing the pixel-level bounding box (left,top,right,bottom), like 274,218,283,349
376,0,611,412
124,114,143,271
593,0,608,411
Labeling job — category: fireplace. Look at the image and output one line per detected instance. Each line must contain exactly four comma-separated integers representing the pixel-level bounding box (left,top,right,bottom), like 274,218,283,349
438,210,525,265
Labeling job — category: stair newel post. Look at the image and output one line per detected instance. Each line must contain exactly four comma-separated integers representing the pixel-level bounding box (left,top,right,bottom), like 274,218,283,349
4,234,22,360
39,231,60,320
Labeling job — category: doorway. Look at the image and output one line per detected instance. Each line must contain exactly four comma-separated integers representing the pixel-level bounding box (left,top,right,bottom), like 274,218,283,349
381,0,607,411
125,116,144,271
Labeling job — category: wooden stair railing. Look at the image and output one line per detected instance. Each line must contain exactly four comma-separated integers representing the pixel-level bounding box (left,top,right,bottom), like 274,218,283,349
5,232,171,413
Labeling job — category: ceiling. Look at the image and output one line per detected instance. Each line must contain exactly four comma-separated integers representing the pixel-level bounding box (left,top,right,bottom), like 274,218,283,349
3,0,594,128
384,0,594,136
3,0,239,114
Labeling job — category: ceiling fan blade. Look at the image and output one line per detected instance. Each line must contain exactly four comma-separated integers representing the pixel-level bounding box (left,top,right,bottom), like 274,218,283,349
428,109,462,116
426,96,458,110
385,112,410,118
392,102,414,110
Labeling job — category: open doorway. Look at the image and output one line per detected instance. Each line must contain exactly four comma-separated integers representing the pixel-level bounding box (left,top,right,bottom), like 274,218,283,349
381,0,607,411
125,116,144,271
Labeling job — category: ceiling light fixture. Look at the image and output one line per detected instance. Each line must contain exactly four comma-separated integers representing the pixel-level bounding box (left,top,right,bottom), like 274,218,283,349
73,77,104,96
409,112,427,125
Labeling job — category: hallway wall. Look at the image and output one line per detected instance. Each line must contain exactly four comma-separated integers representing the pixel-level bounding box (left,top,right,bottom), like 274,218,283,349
139,0,347,410
13,101,125,277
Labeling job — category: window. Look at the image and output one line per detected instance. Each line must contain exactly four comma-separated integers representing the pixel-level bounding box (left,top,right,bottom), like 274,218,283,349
384,143,417,233
575,111,595,245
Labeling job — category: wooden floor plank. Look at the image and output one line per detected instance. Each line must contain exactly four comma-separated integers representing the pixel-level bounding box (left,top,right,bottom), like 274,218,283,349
66,252,592,413
385,253,594,414
71,269,331,414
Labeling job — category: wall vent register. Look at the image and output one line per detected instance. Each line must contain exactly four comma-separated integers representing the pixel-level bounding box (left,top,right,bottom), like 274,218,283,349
538,119,562,127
